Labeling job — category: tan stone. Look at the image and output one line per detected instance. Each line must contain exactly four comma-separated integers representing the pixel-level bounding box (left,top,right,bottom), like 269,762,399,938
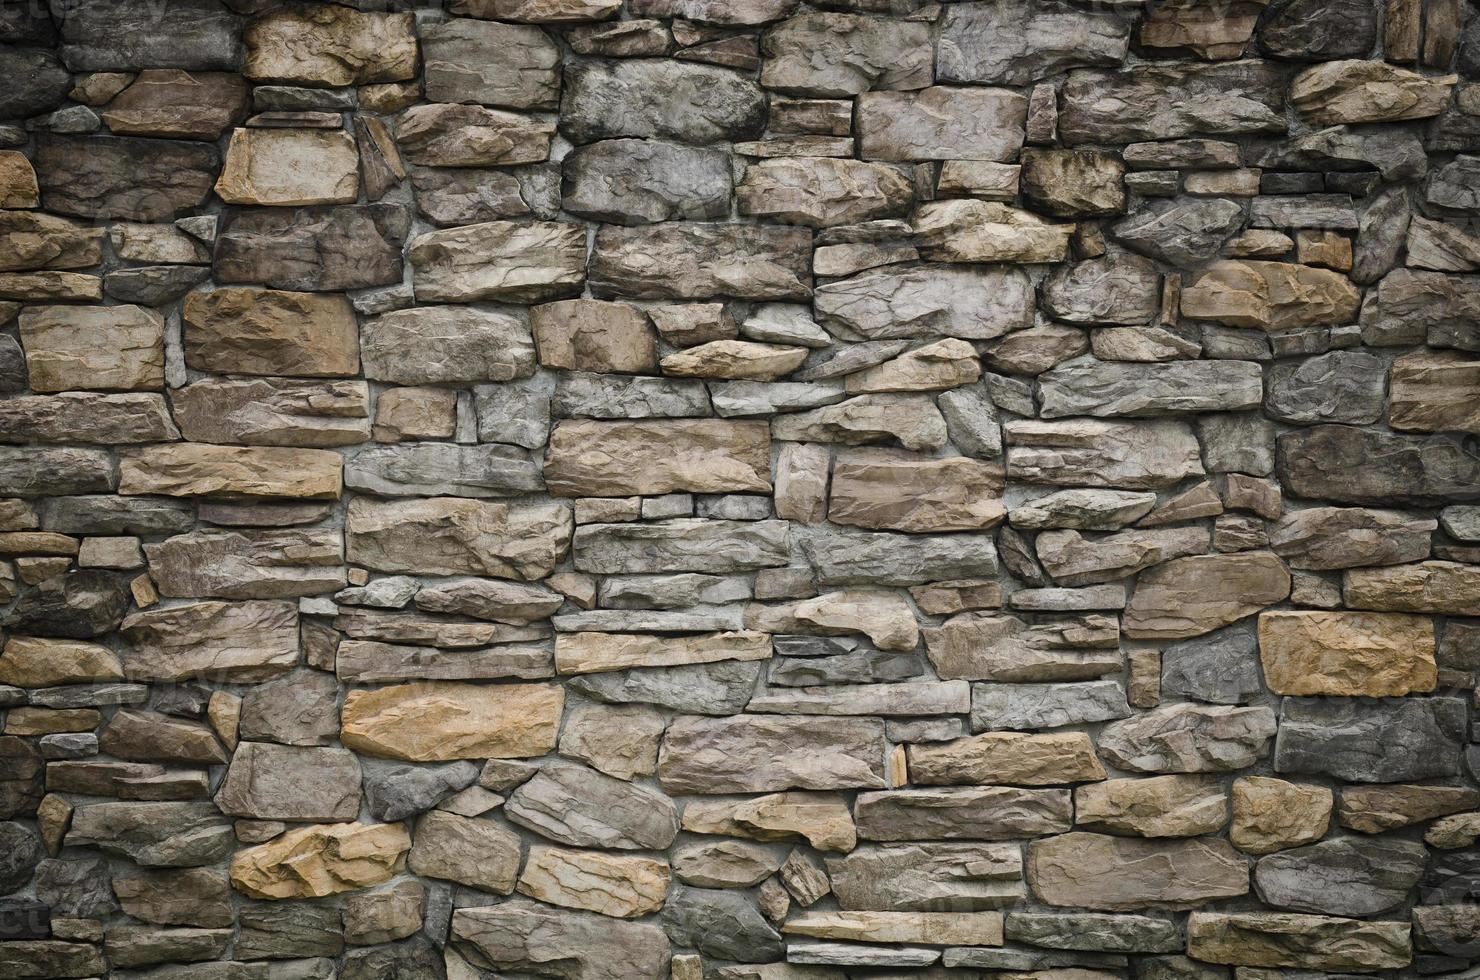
1230,776,1332,854
229,822,411,900
1027,832,1249,910
0,272,102,301
0,531,75,556
555,630,771,674
0,151,38,208
913,199,1073,264
775,442,830,523
1124,552,1290,639
408,809,521,893
745,590,919,652
118,601,299,684
119,445,342,501
924,613,1122,682
340,681,563,761
183,287,359,378
245,7,419,86
1186,912,1412,971
1074,775,1229,838
661,340,810,381
1338,784,1480,834
844,339,982,394
531,299,656,374
345,497,571,580
1180,261,1361,331
545,420,772,497
681,792,857,852
827,449,1005,532
215,128,359,206
559,703,664,781
783,911,1003,945
1291,60,1456,124
410,220,586,303
18,304,164,393
1036,526,1208,587
1139,0,1266,58
909,731,1106,786
0,637,123,688
5,707,98,735
772,394,948,452
99,70,249,140
37,793,71,856
1344,561,1480,615
1390,350,1480,433
1426,812,1480,849
1257,611,1436,697
517,845,670,918
0,212,104,271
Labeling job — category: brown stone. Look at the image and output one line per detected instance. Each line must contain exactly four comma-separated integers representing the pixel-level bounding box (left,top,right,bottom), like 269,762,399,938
545,420,771,496
0,151,39,209
783,910,1003,946
170,378,370,448
1390,350,1480,433
34,134,219,222
18,304,164,393
394,103,556,167
100,710,226,765
230,822,411,900
183,288,359,378
407,809,522,893
100,70,248,140
1338,784,1480,834
1124,553,1291,639
119,445,342,501
411,220,586,303
1181,260,1361,330
924,613,1122,682
827,449,1005,532
1186,912,1412,971
1230,777,1332,854
681,792,857,852
1291,59,1456,125
118,600,299,683
531,299,657,374
555,631,771,674
1027,832,1248,910
658,715,886,793
340,681,564,761
345,497,572,580
1257,611,1436,697
908,731,1107,786
244,7,419,87
0,636,123,687
1074,775,1229,838
1344,561,1480,615
0,211,104,272
113,868,233,928
517,845,670,917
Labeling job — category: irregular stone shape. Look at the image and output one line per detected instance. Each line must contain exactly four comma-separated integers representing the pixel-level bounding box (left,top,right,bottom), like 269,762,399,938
407,809,521,893
571,660,765,716
1414,905,1480,957
855,786,1071,841
363,306,535,386
0,939,103,979
826,842,1024,911
797,526,999,587
1100,704,1278,773
170,378,369,448
1186,912,1412,971
452,901,672,979
1291,59,1454,125
1037,526,1206,588
530,298,656,375
345,444,541,498
1159,624,1262,706
589,223,811,301
410,220,585,303
244,7,416,86
563,139,732,225
911,200,1070,266
559,702,663,780
1003,912,1180,953
411,166,540,226
747,680,967,717
230,822,411,900
34,134,219,221
0,45,69,118
738,157,913,228
18,304,164,393
662,885,782,962
100,69,247,140
815,265,1032,340
215,743,360,822
113,868,232,929
0,736,43,819
361,761,479,822
1124,553,1289,639
1430,156,1480,213
1181,260,1360,330
395,103,556,167
1006,419,1204,489
1264,351,1385,425
1259,0,1376,58
561,59,765,143
1344,561,1480,614
235,901,342,959
144,528,343,599
1060,61,1287,144
658,715,886,793
65,802,232,867
119,445,341,501
545,420,769,497
214,204,407,292
1112,197,1246,267
938,0,1129,86
0,211,103,273
909,731,1106,786
1230,776,1332,855
422,18,559,108
1254,837,1425,916
519,845,669,917
215,128,359,207
574,519,789,574
857,86,1026,161
505,763,678,851
772,395,948,453
1040,359,1260,419
346,497,570,581
556,631,769,675
1258,611,1436,697
1278,424,1480,505
1361,269,1480,350
1390,350,1480,433
845,338,981,394
0,637,122,688
554,373,710,419
0,822,42,893
1275,696,1466,782
101,709,225,764
2,566,130,639
1042,255,1159,326
1028,833,1248,910
118,601,298,683
924,613,1121,682
825,450,1003,532
1339,784,1480,834
341,682,563,761
414,579,562,626
1020,149,1126,217
183,287,358,378
682,791,855,853
971,680,1131,731
1012,489,1157,530
1075,775,1228,838
763,10,931,96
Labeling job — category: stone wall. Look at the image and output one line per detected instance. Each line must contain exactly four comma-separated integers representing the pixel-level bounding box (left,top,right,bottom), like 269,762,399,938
2,0,1480,976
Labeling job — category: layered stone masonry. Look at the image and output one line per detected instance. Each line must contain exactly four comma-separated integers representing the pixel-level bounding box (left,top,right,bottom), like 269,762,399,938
1,0,1480,976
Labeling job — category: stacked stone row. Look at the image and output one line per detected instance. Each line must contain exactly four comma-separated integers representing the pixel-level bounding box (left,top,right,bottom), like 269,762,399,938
2,0,1480,977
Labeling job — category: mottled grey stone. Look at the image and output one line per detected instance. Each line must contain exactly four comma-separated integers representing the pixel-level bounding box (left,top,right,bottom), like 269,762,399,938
1039,358,1262,418
1160,624,1263,706
798,526,999,586
1277,425,1480,505
760,11,932,97
215,743,362,822
346,444,542,497
569,660,765,715
826,843,1024,911
214,204,409,292
938,0,1129,86
1259,0,1377,59
1112,197,1246,267
574,519,791,574
553,373,711,419
561,59,765,144
0,823,43,894
505,763,679,849
362,761,481,822
1275,696,1467,782
1254,837,1426,917
1099,704,1277,773
970,680,1131,730
3,569,129,638
563,139,732,224
65,802,233,867
1042,255,1160,325
816,265,1034,340
35,856,115,917
1061,61,1287,144
1006,912,1182,953
1265,351,1385,425
0,47,70,119
662,886,783,963
51,0,242,71
770,650,923,686
237,902,343,960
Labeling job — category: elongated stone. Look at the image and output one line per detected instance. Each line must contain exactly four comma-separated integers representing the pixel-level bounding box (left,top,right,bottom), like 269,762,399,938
1182,260,1361,330
1254,837,1426,916
215,128,359,207
590,223,812,301
563,139,732,225
1344,561,1480,614
925,613,1121,682
827,450,1004,532
519,845,669,918
1007,419,1204,489
119,445,341,501
815,264,1033,340
546,420,770,497
169,378,367,448
858,86,1026,162
0,393,179,446
1186,912,1412,971
1100,704,1277,773
1125,553,1290,639
1075,775,1228,838
738,157,913,228
66,802,233,868
341,682,563,761
856,786,1071,842
909,731,1106,786
1060,61,1287,143
772,395,948,452
214,204,408,292
423,18,560,109
244,7,416,86
346,497,571,580
183,287,359,378
230,822,411,901
1390,350,1480,433
1004,913,1181,953
34,135,219,222
1274,696,1466,782
574,519,790,574
971,680,1131,730
760,11,931,96
659,715,886,793
555,631,769,675
1039,359,1262,418
394,103,555,167
1338,784,1480,834
143,529,343,599
452,901,672,979
939,0,1129,86
826,843,1024,911
362,307,535,386
562,59,765,143
18,304,164,393
1258,611,1436,696
505,763,678,850
1028,832,1249,910
410,220,586,304
118,601,298,683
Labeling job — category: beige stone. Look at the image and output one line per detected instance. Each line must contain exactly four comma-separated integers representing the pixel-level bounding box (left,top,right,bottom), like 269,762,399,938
100,70,249,140
119,445,342,500
913,199,1073,264
1180,260,1361,330
774,442,830,523
340,681,564,761
1230,776,1332,854
1027,832,1249,910
393,103,556,167
661,340,810,381
0,151,38,208
1257,611,1436,697
545,420,772,496
1186,912,1412,971
909,731,1106,786
0,637,123,688
345,497,571,580
408,809,521,893
18,304,164,393
229,822,411,900
517,845,670,918
1124,552,1290,639
771,394,948,452
555,630,771,674
844,340,982,394
1344,561,1480,615
0,212,104,271
374,387,457,442
183,288,360,378
827,449,1005,532
783,911,1003,945
924,613,1122,682
737,157,914,228
1426,812,1480,849
1139,0,1266,58
1390,350,1480,433
745,590,919,652
215,128,360,206
559,702,664,781
0,272,102,301
1074,775,1228,838
118,600,298,684
1291,60,1456,125
531,299,656,374
681,792,858,852
410,220,586,303
245,7,419,86
1338,784,1480,834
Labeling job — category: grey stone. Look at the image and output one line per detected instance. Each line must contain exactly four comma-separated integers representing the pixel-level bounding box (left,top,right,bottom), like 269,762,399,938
346,444,542,497
589,222,811,302
1254,837,1427,916
815,265,1034,340
1265,351,1386,425
340,937,446,980
561,59,765,143
856,786,1072,841
423,18,560,109
562,139,732,225
574,519,791,574
1275,696,1467,782
0,823,42,894
857,86,1027,162
215,743,361,822
414,578,562,624
659,715,886,793
214,205,409,293
1061,61,1287,144
411,167,550,226
1006,419,1205,489
35,856,115,917
938,384,1003,459
1197,414,1276,476
970,680,1130,730
1269,506,1435,569
363,761,481,822
0,47,70,119
1039,358,1262,417
553,373,711,419
1276,425,1480,505
1042,255,1161,326
663,886,783,963
143,529,346,600
34,134,219,222
237,902,342,960
711,381,848,418
760,11,932,97
938,0,1130,86
769,649,923,686
1010,489,1157,530
505,763,679,849
1259,0,1377,59
1099,704,1278,773
1248,126,1427,182
452,901,671,979
65,802,233,867
1429,156,1480,213
569,660,765,715
1112,197,1246,267
362,307,536,386
1160,624,1263,705
826,843,1024,911
1352,186,1411,285
51,0,242,71
105,266,214,305
1006,912,1182,953
0,446,115,497
798,526,999,586
1362,270,1480,351
238,671,340,746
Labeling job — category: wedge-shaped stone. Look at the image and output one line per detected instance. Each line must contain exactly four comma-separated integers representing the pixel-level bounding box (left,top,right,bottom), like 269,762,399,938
119,445,341,501
1113,196,1247,267
561,59,765,143
67,801,232,868
856,787,1070,842
213,204,408,293
858,86,1026,162
1125,553,1290,639
414,579,562,625
1181,260,1360,330
661,340,809,381
1075,775,1228,838
1269,506,1434,569
971,680,1130,731
518,845,669,918
18,304,164,393
1028,832,1248,910
1060,61,1287,144
556,631,770,675
423,18,559,109
1390,351,1480,433
739,158,912,229
33,134,219,222
1039,359,1262,418
925,613,1121,682
683,793,855,856
1258,611,1435,697
1036,526,1208,587
589,223,811,301
827,843,1024,911
170,379,368,448
341,682,562,762
0,637,123,688
101,710,226,765
244,7,417,86
845,339,981,394
1345,560,1480,614
143,528,343,600
785,910,1003,946
394,103,556,167
749,682,969,717
909,731,1105,786
1275,696,1466,782
215,128,359,207
506,763,678,850
362,307,535,386
0,211,103,272
1100,704,1277,773
1186,912,1412,971
410,220,585,303
826,449,1004,532
1277,425,1480,505
912,200,1072,264
452,901,672,979
1291,60,1455,125
216,743,361,822
118,600,298,684
230,822,411,900
574,519,790,574
1254,837,1426,916
659,715,886,793
545,420,771,497
346,497,571,580
183,287,359,378
815,264,1032,340
773,394,948,452
1006,419,1204,489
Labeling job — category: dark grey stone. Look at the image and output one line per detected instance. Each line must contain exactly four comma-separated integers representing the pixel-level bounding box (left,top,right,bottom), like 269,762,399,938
1254,837,1427,916
0,46,70,119
236,902,344,960
1277,425,1480,505
0,823,42,895
660,885,783,963
560,59,766,144
42,496,194,535
1006,912,1182,953
340,937,447,980
3,569,130,638
770,650,924,686
50,0,242,71
563,138,732,225
105,266,214,306
34,857,117,918
214,205,410,292
1258,0,1378,59
1160,623,1264,705
568,660,765,715
553,373,711,420
362,761,481,822
1275,696,1467,782
1112,197,1246,267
